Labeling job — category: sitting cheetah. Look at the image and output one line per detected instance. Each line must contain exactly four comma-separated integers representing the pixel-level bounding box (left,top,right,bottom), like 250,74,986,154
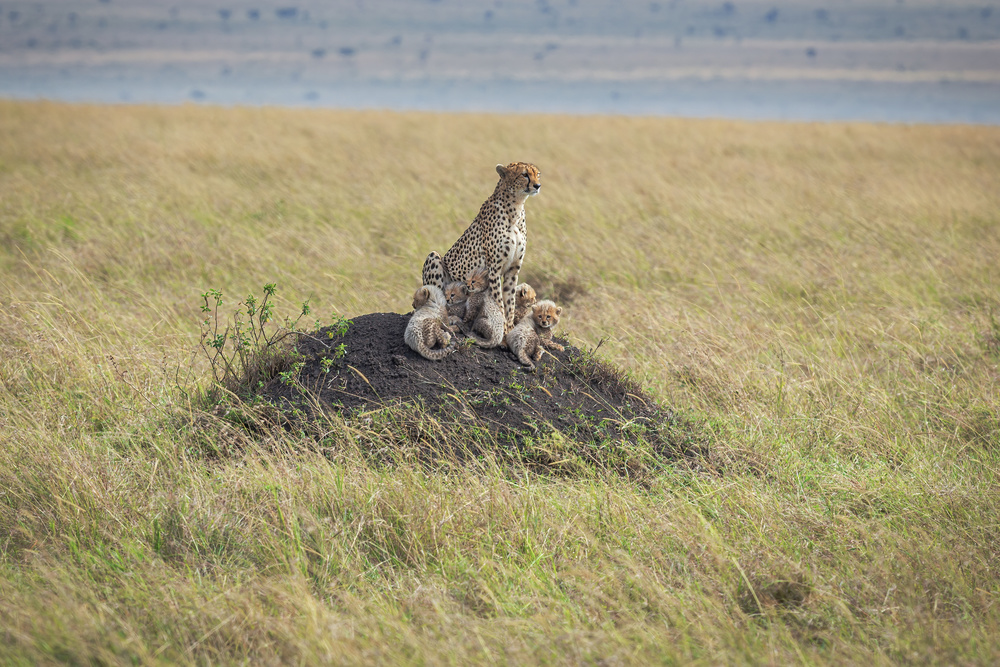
443,280,469,328
513,283,537,324
460,266,505,348
505,300,564,371
421,162,541,336
404,285,456,360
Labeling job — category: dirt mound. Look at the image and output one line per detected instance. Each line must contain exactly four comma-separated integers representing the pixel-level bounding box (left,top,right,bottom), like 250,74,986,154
260,312,702,461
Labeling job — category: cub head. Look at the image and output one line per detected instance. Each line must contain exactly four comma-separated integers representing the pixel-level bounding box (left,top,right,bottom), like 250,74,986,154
465,266,489,294
411,286,430,310
443,281,468,306
515,283,537,309
496,162,541,198
531,300,562,330
412,284,444,310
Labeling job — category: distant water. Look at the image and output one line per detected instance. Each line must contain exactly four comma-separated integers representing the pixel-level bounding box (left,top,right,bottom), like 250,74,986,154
3,0,999,124
2,71,998,124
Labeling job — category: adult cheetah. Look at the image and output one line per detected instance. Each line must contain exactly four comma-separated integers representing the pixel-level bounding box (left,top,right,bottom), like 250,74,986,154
421,162,541,335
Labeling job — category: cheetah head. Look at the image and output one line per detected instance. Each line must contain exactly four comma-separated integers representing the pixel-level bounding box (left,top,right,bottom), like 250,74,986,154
531,300,562,330
496,162,541,198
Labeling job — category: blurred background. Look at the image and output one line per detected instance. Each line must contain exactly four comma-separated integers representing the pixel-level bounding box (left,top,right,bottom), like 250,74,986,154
1,0,998,122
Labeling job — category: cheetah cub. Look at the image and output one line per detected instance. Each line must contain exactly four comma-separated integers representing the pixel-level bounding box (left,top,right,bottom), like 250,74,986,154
513,283,537,324
460,266,505,348
443,280,469,329
405,284,456,360
506,300,564,371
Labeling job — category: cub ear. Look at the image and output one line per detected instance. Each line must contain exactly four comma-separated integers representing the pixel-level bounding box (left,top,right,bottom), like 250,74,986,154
556,307,562,315
496,164,507,178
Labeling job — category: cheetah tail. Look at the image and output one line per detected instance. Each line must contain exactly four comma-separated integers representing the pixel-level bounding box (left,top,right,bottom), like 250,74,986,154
458,321,503,348
417,340,456,361
468,331,504,348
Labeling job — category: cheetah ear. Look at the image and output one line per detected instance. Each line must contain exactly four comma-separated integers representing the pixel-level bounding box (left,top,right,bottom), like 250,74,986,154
496,164,507,178
556,307,562,315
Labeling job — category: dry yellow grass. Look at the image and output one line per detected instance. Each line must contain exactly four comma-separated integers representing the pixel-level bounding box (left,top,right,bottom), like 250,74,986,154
1,100,999,664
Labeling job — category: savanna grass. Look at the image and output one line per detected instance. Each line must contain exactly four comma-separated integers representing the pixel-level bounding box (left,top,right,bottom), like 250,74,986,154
1,100,999,664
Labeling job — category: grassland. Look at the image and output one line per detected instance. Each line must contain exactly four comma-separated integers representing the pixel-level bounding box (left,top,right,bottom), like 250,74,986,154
1,99,999,664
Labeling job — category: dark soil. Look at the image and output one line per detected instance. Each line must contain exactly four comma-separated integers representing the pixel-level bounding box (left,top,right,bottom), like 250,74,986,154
259,312,705,462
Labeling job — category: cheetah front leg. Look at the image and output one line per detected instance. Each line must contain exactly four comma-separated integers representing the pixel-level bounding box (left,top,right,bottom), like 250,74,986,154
531,342,545,364
501,256,522,335
540,335,564,352
487,255,507,324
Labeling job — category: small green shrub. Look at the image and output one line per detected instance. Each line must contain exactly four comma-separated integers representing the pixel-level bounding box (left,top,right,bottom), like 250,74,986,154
198,283,311,398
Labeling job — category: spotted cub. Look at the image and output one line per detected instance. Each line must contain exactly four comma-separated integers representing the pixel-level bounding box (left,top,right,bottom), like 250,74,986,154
443,280,469,328
421,162,541,337
404,285,456,360
513,283,537,324
505,300,564,370
460,266,505,348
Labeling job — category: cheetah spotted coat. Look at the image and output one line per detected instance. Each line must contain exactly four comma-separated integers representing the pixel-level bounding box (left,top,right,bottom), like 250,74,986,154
421,162,541,335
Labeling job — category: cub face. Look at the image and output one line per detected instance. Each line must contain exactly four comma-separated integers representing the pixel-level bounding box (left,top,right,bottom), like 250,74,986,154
496,162,541,197
465,266,489,294
444,281,468,306
515,283,537,308
532,301,562,329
